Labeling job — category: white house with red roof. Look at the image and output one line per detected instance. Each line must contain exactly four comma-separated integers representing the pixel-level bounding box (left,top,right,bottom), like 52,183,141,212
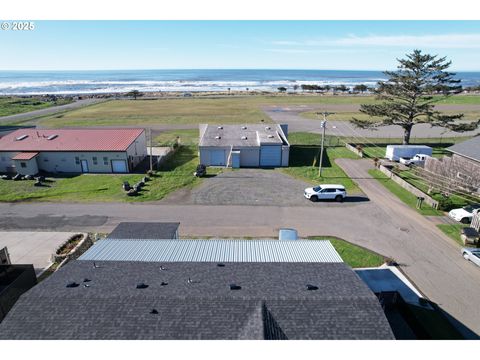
0,128,147,175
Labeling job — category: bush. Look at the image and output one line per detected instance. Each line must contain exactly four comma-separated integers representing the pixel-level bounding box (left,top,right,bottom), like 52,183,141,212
437,196,455,211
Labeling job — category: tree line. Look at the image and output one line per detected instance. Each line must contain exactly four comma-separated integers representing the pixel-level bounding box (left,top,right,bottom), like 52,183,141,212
278,84,370,93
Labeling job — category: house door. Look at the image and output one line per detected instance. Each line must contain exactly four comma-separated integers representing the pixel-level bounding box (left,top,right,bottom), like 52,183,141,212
81,159,89,173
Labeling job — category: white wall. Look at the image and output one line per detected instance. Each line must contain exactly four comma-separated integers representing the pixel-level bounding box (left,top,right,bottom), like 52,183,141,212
0,151,17,173
126,131,147,170
37,151,129,173
14,158,39,176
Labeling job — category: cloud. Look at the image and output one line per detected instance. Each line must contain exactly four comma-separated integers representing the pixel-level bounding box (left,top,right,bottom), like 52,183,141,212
272,33,480,49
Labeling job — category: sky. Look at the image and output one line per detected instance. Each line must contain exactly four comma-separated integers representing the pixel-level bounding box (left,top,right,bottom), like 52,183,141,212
1,21,480,71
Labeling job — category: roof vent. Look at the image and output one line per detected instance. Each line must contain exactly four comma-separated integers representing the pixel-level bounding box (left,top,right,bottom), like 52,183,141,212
47,134,58,141
217,126,223,129
83,278,91,283
150,309,159,314
267,135,275,139
241,136,248,140
15,135,28,141
159,265,167,271
215,136,221,140
265,126,272,130
241,126,247,130
217,263,225,267
136,283,149,289
66,282,79,288
306,284,318,291
230,284,242,290
161,281,168,286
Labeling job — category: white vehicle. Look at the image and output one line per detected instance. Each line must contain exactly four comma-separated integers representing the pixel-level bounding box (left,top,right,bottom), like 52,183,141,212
304,184,346,202
385,145,432,161
448,204,480,224
461,248,480,267
399,154,430,166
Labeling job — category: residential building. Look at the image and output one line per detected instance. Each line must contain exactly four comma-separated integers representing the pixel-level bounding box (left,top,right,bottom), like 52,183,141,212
0,128,147,175
0,260,394,339
199,124,289,167
424,136,480,193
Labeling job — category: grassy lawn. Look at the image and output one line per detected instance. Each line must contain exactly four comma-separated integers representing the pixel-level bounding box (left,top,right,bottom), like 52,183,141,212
308,236,385,268
36,94,480,128
396,169,474,211
154,129,199,146
0,145,216,203
0,96,72,117
368,169,444,216
282,132,360,193
436,224,468,247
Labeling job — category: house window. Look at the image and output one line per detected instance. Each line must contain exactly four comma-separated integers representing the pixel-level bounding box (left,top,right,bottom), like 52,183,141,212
103,157,108,165
20,162,26,168
457,172,468,180
43,158,49,162
75,157,80,165
93,156,98,165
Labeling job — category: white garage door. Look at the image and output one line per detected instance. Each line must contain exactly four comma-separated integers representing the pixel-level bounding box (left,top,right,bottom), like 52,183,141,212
112,160,128,173
260,145,282,167
210,150,225,166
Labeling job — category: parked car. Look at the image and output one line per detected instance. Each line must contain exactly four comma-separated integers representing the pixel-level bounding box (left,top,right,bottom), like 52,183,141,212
304,184,346,202
461,227,479,246
461,247,480,267
448,204,480,224
385,145,433,161
399,154,430,166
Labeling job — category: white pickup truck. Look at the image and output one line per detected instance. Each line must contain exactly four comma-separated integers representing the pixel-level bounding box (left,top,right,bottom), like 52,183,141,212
399,154,430,166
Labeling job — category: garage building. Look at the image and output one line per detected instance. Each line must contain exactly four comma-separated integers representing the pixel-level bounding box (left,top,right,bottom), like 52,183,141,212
199,123,290,167
0,128,147,175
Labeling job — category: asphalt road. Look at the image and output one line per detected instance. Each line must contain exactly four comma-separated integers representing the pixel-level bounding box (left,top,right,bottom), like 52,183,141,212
263,104,480,138
0,98,106,125
0,163,479,337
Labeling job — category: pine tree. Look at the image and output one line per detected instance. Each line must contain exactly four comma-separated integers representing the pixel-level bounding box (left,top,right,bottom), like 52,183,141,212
351,50,479,144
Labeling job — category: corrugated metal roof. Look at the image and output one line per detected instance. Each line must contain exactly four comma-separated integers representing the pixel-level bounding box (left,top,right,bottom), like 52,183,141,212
0,128,144,152
79,239,343,263
11,152,39,160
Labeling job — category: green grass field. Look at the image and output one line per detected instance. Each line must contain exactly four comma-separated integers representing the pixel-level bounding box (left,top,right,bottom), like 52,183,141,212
154,129,199,146
309,236,385,268
436,224,468,247
0,96,72,117
281,132,361,193
0,145,216,203
36,94,480,128
368,169,444,216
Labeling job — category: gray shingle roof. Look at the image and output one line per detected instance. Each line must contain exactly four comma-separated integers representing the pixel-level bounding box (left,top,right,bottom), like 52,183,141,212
79,239,343,263
107,222,179,240
447,136,480,162
0,261,394,340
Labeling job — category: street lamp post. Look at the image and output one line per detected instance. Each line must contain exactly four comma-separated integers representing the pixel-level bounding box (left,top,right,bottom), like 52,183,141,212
316,112,335,177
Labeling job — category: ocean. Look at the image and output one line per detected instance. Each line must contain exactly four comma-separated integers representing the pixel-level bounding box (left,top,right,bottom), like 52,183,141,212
0,69,479,95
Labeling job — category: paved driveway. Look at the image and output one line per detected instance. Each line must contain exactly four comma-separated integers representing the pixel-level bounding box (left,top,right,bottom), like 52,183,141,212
163,168,367,207
0,231,79,274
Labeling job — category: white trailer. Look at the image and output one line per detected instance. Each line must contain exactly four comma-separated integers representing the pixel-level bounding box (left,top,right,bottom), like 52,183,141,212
385,145,433,161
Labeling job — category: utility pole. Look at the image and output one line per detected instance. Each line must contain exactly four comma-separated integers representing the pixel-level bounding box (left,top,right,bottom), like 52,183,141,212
149,128,153,172
316,112,335,177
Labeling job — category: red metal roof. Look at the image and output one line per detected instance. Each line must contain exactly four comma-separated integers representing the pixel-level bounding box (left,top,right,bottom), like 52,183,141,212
0,129,144,152
11,152,39,160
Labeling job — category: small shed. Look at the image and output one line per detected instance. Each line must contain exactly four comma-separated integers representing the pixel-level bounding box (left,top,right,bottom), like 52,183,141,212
11,152,39,176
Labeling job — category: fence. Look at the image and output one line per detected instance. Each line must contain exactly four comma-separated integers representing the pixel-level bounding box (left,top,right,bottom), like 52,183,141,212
378,164,439,209
345,143,364,157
